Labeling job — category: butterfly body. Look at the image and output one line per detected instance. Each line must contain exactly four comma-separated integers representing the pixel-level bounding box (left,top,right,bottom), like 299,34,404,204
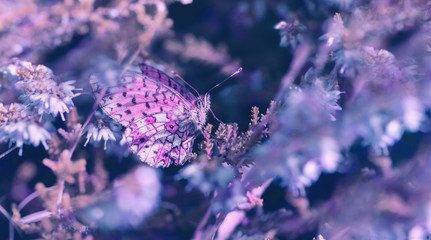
91,64,210,167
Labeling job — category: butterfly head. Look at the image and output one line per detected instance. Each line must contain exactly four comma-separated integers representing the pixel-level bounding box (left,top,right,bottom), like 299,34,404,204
192,94,211,130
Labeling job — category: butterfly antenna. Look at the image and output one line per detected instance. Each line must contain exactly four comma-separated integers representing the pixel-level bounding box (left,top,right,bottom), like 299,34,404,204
206,67,243,94
209,108,224,124
171,71,201,97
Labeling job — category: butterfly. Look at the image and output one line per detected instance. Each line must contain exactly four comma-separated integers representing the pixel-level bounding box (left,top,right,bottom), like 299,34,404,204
90,64,210,167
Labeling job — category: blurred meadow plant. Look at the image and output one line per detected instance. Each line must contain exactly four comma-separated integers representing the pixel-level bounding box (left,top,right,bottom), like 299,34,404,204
0,0,431,240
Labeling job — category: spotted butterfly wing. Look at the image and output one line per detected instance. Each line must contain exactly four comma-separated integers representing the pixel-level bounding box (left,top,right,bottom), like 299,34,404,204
91,64,210,167
138,63,196,102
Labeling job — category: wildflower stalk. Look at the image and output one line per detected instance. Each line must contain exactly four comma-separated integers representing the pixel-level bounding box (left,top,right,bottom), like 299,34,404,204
0,146,18,160
275,43,311,102
43,87,108,232
0,204,15,240
69,86,108,157
213,178,273,239
17,186,54,211
120,43,144,77
192,206,212,240
213,211,228,239
19,210,52,224
230,43,311,171
55,180,64,209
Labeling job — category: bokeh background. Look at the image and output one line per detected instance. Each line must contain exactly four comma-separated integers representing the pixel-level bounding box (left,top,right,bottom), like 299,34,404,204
0,0,431,239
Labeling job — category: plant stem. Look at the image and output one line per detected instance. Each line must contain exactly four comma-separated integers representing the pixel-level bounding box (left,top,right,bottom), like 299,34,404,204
192,206,212,240
0,146,18,160
69,87,107,157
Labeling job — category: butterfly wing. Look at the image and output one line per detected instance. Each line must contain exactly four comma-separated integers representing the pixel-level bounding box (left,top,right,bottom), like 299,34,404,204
91,70,198,167
139,63,196,101
125,112,196,167
90,72,196,126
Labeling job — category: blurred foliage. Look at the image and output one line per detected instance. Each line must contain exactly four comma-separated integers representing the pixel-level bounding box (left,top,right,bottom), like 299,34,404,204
0,0,431,239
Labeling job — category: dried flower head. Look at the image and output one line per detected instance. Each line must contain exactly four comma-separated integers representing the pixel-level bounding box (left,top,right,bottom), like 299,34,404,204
14,62,78,120
0,103,51,155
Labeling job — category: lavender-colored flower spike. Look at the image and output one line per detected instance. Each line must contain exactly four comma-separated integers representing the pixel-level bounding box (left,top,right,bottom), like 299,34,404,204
91,64,210,167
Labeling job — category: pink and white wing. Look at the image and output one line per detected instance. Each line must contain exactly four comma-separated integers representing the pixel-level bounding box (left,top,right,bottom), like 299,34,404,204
90,72,194,127
91,70,198,167
124,112,196,167
139,64,196,101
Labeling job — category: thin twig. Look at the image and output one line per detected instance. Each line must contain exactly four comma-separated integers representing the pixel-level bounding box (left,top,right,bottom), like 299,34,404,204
211,51,304,237
56,180,65,208
275,43,311,102
18,191,39,211
212,211,227,240
57,86,107,221
0,146,18,160
71,44,141,156
192,206,212,240
17,186,54,211
69,87,107,157
234,44,311,171
332,226,351,240
19,210,52,224
9,220,12,240
212,178,274,239
0,204,14,240
120,43,144,77
50,87,108,236
69,45,137,157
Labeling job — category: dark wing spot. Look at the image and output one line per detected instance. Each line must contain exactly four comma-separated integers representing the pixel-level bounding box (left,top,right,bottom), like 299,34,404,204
161,91,168,104
125,109,132,115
